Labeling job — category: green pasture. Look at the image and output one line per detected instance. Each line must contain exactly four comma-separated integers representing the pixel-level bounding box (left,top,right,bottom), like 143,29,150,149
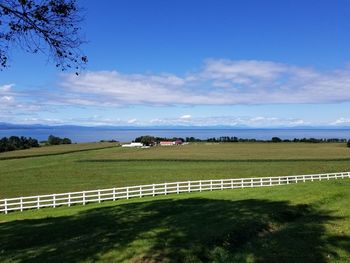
1,180,349,262
1,142,350,198
0,142,115,160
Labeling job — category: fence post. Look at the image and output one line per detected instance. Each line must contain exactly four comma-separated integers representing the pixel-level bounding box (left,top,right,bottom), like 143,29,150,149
98,190,101,203
53,194,56,208
241,178,244,188
164,183,167,195
177,183,179,194
140,186,142,198
260,178,263,187
4,199,7,214
221,180,224,190
251,178,253,187
269,177,272,186
126,187,129,199
68,194,71,207
231,179,234,189
113,188,116,201
188,181,191,193
37,196,40,209
287,177,290,184
303,175,306,183
153,184,156,196
278,177,281,185
199,181,202,192
20,197,23,212
83,191,86,205
210,180,213,191
311,175,314,182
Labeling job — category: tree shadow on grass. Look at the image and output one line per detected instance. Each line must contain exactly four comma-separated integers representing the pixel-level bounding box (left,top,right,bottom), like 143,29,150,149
0,198,349,262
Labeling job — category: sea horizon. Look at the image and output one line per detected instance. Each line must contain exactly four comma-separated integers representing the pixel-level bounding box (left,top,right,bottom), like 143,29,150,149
1,125,350,143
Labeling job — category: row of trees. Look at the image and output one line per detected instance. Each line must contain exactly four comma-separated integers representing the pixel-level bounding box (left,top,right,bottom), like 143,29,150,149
46,135,72,145
134,136,184,146
0,136,39,153
133,135,350,148
188,136,349,143
134,135,350,145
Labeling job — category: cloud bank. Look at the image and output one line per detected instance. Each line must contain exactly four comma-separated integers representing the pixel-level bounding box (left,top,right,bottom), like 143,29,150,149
59,59,350,106
0,84,40,117
3,59,350,127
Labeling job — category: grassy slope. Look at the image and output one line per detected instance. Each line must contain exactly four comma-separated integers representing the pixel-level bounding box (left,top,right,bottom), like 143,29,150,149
0,142,116,160
1,143,350,198
0,180,349,262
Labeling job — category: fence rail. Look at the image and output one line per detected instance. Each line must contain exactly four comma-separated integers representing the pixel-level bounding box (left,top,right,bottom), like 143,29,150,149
1,171,350,214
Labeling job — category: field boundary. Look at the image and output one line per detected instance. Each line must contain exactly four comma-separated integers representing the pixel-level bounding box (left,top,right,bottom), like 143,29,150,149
78,158,350,163
1,171,349,214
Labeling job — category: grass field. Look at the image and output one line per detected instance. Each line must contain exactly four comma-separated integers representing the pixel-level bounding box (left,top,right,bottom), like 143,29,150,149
1,142,350,198
1,180,349,262
0,142,115,160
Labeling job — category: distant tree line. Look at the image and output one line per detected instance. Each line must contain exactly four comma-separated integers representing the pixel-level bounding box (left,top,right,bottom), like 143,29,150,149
100,139,118,143
186,136,348,143
45,135,72,145
0,136,39,153
134,136,185,146
134,135,349,144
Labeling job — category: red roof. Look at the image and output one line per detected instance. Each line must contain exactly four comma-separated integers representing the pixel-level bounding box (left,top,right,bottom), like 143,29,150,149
160,141,173,144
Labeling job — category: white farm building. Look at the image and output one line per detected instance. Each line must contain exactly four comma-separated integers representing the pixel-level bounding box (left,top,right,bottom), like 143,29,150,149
121,142,144,148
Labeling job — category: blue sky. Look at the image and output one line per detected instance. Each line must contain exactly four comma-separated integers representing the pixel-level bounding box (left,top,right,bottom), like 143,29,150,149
2,0,350,127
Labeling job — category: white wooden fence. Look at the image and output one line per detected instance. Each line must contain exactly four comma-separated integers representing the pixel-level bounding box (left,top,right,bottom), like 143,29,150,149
1,171,350,214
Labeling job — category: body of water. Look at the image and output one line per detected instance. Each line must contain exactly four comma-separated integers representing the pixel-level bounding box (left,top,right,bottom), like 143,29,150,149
0,127,349,143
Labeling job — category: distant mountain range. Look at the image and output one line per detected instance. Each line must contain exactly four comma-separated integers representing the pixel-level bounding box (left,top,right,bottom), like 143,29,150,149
1,122,350,130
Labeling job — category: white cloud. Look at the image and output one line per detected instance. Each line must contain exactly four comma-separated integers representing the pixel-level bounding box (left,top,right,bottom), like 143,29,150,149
58,60,350,106
0,84,42,117
0,95,14,103
331,117,350,126
180,115,192,119
0,84,14,92
4,59,350,127
145,115,308,127
127,118,138,124
202,59,288,81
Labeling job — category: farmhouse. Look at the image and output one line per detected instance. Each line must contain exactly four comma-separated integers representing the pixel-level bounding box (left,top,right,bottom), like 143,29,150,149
174,140,183,145
121,142,144,148
159,141,174,146
159,140,183,146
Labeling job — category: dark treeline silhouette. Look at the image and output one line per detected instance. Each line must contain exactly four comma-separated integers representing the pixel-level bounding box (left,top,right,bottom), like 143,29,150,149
133,135,349,145
0,136,39,153
186,136,349,143
45,135,72,145
134,136,185,146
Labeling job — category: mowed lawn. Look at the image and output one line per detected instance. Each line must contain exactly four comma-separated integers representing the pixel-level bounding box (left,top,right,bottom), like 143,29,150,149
1,142,350,197
0,180,349,262
0,142,116,160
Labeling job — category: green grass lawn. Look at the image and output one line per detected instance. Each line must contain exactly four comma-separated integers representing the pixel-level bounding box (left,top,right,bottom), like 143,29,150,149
1,142,350,198
0,142,116,160
1,180,349,262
